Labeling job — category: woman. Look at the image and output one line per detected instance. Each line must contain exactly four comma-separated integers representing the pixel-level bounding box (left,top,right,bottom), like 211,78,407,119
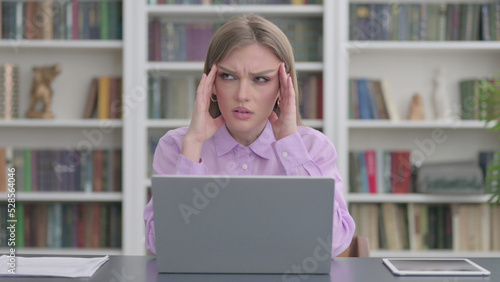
144,14,355,257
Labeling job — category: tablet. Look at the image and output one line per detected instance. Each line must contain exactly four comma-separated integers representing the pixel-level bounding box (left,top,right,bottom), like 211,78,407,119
382,258,491,276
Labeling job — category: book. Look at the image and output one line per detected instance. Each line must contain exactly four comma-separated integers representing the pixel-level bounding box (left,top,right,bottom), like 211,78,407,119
381,203,402,250
380,79,400,121
97,77,110,119
38,0,54,40
83,78,98,118
391,151,412,193
364,150,377,194
1,63,19,119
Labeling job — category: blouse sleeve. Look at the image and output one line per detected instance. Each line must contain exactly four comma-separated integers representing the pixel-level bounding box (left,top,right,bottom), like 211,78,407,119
272,131,356,257
144,130,208,255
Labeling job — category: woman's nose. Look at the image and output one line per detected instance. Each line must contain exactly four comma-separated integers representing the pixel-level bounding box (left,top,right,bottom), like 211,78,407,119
236,81,250,102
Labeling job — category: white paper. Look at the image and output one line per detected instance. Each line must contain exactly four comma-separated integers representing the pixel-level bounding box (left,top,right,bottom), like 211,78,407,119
0,255,109,278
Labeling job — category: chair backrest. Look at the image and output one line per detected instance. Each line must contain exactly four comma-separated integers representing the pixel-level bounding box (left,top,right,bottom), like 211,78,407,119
337,235,370,257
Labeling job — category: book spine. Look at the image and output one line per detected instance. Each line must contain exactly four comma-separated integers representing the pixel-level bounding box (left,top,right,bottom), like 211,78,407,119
72,0,79,39
365,150,378,194
98,76,111,119
100,1,109,40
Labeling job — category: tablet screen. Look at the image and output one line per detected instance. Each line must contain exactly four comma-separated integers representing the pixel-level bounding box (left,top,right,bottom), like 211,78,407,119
382,258,491,276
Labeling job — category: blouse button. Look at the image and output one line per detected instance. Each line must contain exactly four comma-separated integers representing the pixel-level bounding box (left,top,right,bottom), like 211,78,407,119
282,152,288,157
242,164,248,170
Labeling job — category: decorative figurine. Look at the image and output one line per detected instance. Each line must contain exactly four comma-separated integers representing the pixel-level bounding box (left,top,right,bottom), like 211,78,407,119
26,64,61,119
432,68,453,121
408,93,425,120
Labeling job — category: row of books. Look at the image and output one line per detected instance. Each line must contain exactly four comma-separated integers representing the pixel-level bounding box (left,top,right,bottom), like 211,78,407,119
349,150,498,194
1,0,122,40
148,75,195,120
148,0,322,4
348,79,400,121
459,78,500,121
351,203,500,251
479,151,500,188
0,63,19,119
148,18,322,62
298,74,322,119
349,150,412,194
350,3,500,41
0,203,122,249
0,148,122,193
83,76,122,119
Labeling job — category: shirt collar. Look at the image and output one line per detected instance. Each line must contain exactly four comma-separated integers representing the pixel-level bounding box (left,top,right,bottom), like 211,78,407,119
214,121,276,159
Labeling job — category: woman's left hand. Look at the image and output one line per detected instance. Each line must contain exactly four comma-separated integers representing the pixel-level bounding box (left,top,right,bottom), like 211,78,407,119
269,62,298,140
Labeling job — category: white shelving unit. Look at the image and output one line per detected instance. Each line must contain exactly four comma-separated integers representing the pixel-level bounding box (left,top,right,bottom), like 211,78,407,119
336,0,500,257
128,2,335,255
0,1,127,255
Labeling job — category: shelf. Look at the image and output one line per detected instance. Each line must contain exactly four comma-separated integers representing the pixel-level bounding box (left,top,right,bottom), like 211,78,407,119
0,40,123,50
147,119,190,128
0,119,123,129
347,41,500,52
370,250,500,258
347,193,491,204
0,248,122,256
302,119,323,128
0,192,123,202
146,4,323,18
348,120,491,129
146,61,323,72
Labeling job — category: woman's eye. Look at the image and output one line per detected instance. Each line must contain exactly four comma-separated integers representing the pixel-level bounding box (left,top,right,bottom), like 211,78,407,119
254,77,269,83
220,73,236,80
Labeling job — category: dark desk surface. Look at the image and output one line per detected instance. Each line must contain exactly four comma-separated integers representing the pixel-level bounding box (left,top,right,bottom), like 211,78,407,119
4,256,500,282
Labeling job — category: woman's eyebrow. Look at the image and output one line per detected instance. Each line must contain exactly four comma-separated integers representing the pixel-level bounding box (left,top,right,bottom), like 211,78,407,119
250,63,281,76
217,65,236,74
217,65,280,76
250,68,278,76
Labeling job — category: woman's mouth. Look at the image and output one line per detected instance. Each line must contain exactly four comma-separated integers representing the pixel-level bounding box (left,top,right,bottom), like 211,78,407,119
232,107,253,119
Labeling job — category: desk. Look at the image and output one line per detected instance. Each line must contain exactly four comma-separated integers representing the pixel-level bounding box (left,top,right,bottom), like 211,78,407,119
4,256,500,282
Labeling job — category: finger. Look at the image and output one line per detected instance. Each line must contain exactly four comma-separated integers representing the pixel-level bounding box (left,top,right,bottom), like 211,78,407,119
278,62,287,92
285,75,295,105
205,64,218,97
278,65,292,105
279,63,292,103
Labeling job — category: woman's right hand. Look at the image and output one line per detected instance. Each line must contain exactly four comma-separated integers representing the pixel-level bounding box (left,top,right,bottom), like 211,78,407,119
181,65,225,162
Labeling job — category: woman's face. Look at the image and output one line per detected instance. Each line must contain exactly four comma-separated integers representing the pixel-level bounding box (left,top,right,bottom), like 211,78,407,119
214,44,281,145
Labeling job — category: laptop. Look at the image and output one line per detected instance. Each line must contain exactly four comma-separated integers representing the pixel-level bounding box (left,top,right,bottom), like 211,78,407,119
151,175,334,274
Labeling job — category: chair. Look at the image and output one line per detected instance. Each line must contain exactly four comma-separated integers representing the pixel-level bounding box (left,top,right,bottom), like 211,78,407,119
337,235,370,257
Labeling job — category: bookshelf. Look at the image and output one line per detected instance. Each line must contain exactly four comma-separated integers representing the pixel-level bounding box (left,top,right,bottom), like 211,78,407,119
128,0,333,255
0,0,126,255
337,0,500,257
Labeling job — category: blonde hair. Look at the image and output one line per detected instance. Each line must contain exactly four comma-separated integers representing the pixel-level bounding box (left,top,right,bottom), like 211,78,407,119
203,14,302,124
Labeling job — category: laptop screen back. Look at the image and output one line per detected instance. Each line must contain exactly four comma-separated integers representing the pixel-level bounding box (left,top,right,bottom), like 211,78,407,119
152,175,334,274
